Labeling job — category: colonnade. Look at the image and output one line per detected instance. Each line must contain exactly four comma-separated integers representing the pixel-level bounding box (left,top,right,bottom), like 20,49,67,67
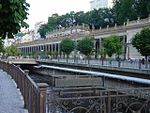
20,43,59,55
19,35,128,59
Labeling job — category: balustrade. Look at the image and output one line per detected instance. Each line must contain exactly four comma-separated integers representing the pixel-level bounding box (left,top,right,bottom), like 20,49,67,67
0,61,48,113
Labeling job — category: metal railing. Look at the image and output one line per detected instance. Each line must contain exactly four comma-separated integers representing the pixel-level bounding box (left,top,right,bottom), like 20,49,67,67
47,87,150,113
0,61,48,113
42,58,150,71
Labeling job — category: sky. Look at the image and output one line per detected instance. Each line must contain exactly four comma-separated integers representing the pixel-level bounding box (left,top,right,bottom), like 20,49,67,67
26,0,91,29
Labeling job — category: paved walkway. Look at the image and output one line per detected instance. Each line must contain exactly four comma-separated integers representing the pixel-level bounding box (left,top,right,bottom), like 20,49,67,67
0,69,28,113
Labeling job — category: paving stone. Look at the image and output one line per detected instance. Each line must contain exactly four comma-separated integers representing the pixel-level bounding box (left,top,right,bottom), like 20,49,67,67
0,69,28,113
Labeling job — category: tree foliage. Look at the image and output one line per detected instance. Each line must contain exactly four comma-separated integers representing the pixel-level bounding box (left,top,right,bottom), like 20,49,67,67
47,13,60,30
38,0,150,38
98,48,106,59
113,0,137,25
113,0,150,25
38,24,49,38
98,48,107,65
148,2,150,13
87,9,115,29
77,36,94,57
38,9,116,38
103,35,122,58
0,0,29,39
74,11,86,26
134,0,150,19
132,27,150,57
15,32,27,38
60,37,74,56
5,45,20,56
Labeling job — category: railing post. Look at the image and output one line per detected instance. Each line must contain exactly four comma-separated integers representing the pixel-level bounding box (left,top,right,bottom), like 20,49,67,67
37,83,48,113
16,65,21,88
24,70,29,109
103,75,105,87
6,62,11,77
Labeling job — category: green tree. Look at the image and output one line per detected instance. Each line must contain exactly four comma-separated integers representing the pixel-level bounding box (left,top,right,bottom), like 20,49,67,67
38,9,116,36
38,13,62,38
0,0,29,39
74,11,86,25
132,27,150,68
38,24,49,38
88,9,115,29
57,11,76,28
113,0,150,25
5,45,20,56
47,13,60,31
148,2,150,13
113,0,137,25
60,37,74,62
103,35,122,66
134,0,150,19
103,37,115,58
77,36,94,64
98,48,106,65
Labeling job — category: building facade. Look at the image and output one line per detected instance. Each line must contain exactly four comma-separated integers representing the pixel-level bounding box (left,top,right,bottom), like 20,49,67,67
16,17,150,60
90,0,113,10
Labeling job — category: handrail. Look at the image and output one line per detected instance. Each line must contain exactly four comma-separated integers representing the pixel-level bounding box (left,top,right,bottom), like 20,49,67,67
0,61,48,113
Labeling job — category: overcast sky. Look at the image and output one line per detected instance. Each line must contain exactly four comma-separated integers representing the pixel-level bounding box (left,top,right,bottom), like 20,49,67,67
26,0,91,29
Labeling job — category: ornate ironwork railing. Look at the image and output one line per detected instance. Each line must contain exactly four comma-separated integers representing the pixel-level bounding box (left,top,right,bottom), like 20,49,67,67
47,87,150,113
